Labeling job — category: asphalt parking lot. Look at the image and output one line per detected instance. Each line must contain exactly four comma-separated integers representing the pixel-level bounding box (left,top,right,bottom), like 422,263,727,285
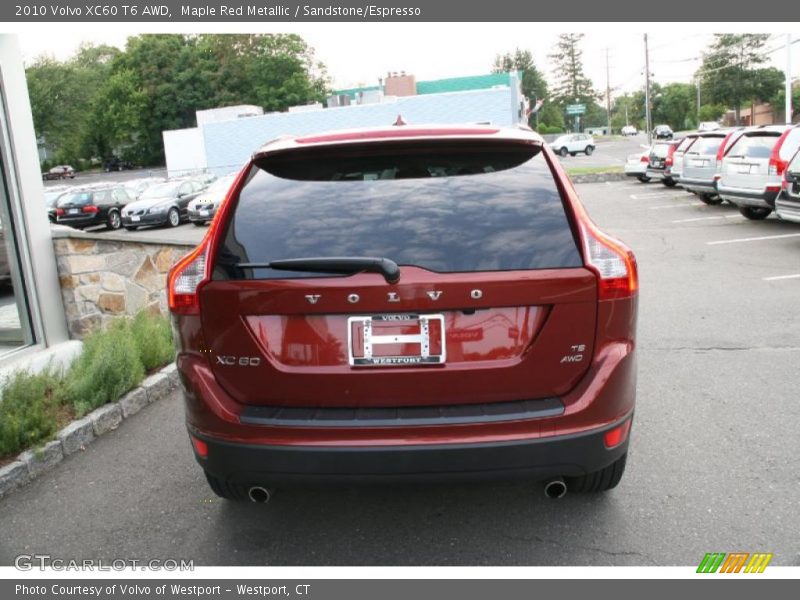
2,179,798,567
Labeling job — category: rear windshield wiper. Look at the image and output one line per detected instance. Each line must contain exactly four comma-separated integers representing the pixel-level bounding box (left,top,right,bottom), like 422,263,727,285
236,256,401,284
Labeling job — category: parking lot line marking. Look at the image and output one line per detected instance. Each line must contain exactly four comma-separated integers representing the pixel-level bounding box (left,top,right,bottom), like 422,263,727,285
648,202,704,210
671,215,727,223
671,214,744,223
707,233,800,246
763,274,800,281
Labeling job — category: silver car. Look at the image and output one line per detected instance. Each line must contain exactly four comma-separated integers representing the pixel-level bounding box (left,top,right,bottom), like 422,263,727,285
717,125,800,220
775,148,800,223
666,134,699,182
549,133,595,157
678,129,742,205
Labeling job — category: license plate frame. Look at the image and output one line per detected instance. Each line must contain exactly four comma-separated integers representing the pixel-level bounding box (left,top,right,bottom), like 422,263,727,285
347,314,446,367
131,215,141,222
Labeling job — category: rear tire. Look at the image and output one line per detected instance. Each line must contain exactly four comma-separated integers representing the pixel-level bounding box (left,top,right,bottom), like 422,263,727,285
570,152,577,157
636,175,651,183
739,206,772,220
559,147,568,157
662,177,677,187
698,193,724,205
585,146,594,155
167,207,181,228
566,453,627,493
107,210,121,230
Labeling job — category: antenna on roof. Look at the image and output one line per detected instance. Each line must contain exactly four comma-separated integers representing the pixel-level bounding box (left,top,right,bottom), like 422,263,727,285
393,115,407,126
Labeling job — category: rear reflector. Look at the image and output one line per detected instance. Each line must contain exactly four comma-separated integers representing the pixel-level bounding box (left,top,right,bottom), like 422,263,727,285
604,419,632,448
190,435,208,458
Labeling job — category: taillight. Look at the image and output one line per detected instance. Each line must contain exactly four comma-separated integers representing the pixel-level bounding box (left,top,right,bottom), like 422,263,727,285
768,130,791,176
665,156,673,167
580,221,638,300
56,208,64,216
81,205,99,214
167,163,251,316
717,131,736,161
167,242,208,315
640,155,649,163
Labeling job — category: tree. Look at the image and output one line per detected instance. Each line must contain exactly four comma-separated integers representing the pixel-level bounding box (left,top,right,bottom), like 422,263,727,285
652,83,698,130
548,34,599,130
492,48,550,128
697,34,781,125
25,35,330,166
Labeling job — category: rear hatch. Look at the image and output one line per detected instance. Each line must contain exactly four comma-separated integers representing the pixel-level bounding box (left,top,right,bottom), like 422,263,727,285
200,139,598,408
57,190,102,221
648,142,672,171
721,130,783,191
681,133,726,181
671,136,698,174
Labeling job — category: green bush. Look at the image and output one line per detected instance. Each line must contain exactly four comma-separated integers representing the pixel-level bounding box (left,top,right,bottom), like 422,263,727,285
0,369,63,456
63,320,145,417
131,310,175,371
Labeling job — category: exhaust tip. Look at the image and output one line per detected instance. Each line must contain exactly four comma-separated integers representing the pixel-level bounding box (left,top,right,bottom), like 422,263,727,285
248,486,272,503
544,477,567,499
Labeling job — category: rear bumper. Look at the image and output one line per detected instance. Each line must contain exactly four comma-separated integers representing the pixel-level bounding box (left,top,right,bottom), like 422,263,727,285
678,177,716,194
188,208,216,222
190,416,632,484
775,196,800,223
646,168,669,180
717,186,779,208
177,318,637,483
57,215,101,228
121,213,168,227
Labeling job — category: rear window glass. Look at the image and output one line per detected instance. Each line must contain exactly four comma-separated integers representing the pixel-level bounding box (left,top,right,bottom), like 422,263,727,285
58,191,107,206
778,128,800,161
727,133,780,159
214,142,583,280
788,148,800,173
688,136,725,156
652,143,671,157
675,137,697,152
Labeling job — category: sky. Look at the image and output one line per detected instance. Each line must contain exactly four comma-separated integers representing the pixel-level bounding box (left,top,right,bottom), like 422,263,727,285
16,24,800,99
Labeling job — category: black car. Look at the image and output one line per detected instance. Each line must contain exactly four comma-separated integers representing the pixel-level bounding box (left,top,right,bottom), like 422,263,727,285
654,125,674,140
103,156,134,172
56,186,132,230
121,180,206,230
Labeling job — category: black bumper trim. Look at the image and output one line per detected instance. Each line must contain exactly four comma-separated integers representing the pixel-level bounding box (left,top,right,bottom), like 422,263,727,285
190,415,631,484
240,397,564,428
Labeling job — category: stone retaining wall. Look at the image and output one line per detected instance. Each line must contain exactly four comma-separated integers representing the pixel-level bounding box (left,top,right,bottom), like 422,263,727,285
51,229,194,338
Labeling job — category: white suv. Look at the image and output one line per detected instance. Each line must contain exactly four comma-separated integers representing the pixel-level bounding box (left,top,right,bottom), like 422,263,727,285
550,134,596,157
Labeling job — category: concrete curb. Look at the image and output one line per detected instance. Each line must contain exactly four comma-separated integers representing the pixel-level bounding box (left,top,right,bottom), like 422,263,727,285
0,361,179,500
569,172,629,184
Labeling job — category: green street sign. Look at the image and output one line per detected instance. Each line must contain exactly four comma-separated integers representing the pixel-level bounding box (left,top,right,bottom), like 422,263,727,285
566,104,586,115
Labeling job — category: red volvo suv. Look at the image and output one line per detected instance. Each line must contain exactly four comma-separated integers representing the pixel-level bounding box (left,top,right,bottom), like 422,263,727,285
168,125,638,501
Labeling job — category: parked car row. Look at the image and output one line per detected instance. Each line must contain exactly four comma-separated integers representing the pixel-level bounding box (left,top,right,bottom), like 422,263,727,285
50,171,235,232
626,123,800,222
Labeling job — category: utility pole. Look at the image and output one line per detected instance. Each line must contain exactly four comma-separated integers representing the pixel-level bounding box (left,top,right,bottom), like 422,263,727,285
625,102,629,127
606,48,612,136
644,34,652,144
696,78,700,122
786,34,793,125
